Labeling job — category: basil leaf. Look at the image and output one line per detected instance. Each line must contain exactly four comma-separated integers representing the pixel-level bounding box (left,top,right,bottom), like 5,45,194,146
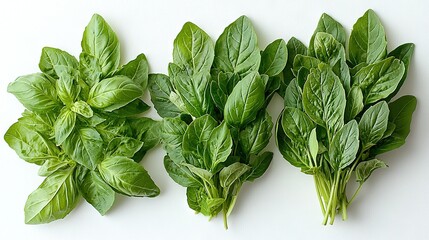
24,168,79,224
71,100,93,118
349,9,387,66
4,122,59,165
386,43,415,101
118,53,149,90
56,71,80,106
358,101,389,150
259,39,288,77
281,37,307,95
18,110,56,138
7,73,60,112
328,120,360,170
210,72,240,112
220,162,250,193
284,78,303,109
38,158,70,177
214,16,260,77
309,13,346,52
239,111,273,156
87,76,142,111
224,72,265,127
82,14,120,77
80,171,115,215
182,163,213,184
245,151,273,182
173,22,214,74
109,99,150,117
345,86,364,121
79,52,101,88
63,127,103,170
312,32,345,66
105,137,143,158
162,117,188,164
293,55,321,73
148,74,181,118
281,107,315,145
98,156,159,197
356,159,387,183
164,155,201,188
39,47,79,78
206,122,233,171
54,108,76,145
302,64,346,138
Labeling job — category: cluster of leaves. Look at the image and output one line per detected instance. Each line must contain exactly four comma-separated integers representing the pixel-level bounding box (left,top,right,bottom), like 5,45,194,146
4,14,161,224
148,16,287,228
276,9,417,225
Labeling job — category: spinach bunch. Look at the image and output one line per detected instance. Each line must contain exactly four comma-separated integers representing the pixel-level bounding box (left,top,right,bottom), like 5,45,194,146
276,9,417,225
149,16,286,228
4,14,160,224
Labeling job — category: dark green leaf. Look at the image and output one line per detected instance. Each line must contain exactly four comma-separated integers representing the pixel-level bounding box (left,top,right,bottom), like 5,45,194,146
164,155,201,187
148,73,181,118
239,111,273,156
105,137,143,158
206,122,233,170
386,43,415,100
259,39,287,77
359,101,389,150
118,53,149,90
245,151,273,181
328,120,359,170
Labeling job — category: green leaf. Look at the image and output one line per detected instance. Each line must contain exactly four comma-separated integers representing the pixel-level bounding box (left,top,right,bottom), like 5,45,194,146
293,55,321,73
386,43,415,100
80,171,115,215
312,32,345,66
118,53,149,90
182,115,217,167
309,13,346,51
239,111,273,156
213,16,260,77
98,156,160,197
95,117,131,141
161,117,188,163
24,168,79,224
302,64,346,137
54,108,76,145
4,122,59,165
7,73,60,112
173,22,214,74
128,118,161,161
18,110,56,138
356,159,387,183
82,14,120,77
284,78,303,109
39,47,79,78
148,74,181,118
353,57,405,104
206,122,233,171
220,162,250,194
186,187,205,212
349,9,387,66
164,155,201,188
371,95,417,155
246,151,273,181
259,39,288,77
87,76,142,111
345,86,364,121
210,72,240,112
308,128,318,161
71,100,93,118
169,63,212,117
281,37,307,94
79,52,101,88
38,157,71,177
63,127,103,170
182,163,213,184
56,71,80,106
359,101,389,150
281,107,315,145
109,98,150,117
224,72,265,127
328,120,360,170
105,137,143,158
200,197,224,217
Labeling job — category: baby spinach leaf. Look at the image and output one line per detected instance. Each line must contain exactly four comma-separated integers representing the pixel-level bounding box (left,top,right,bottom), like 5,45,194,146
358,101,389,150
224,72,265,127
63,127,103,170
99,156,159,197
349,9,387,66
82,14,120,77
87,76,142,111
356,159,387,183
7,73,60,112
80,171,115,215
173,22,214,74
24,168,79,224
328,120,359,170
214,16,260,77
117,53,149,90
148,74,181,118
259,39,288,77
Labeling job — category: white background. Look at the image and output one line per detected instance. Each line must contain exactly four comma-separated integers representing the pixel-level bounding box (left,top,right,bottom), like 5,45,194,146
0,0,428,239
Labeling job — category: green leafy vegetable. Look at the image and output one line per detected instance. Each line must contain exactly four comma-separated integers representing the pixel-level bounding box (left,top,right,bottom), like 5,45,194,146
4,14,160,224
276,9,417,225
155,16,283,228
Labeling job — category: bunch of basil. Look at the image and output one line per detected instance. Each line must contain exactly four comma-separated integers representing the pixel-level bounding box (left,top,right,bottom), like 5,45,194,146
149,16,287,228
276,10,417,225
4,14,161,224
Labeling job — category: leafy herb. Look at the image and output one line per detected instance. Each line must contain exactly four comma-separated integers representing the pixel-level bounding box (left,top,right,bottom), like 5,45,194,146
4,14,160,224
276,9,417,224
149,16,285,228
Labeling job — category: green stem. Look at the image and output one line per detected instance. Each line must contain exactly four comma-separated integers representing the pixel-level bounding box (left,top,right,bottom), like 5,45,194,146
341,197,348,220
223,210,228,229
348,183,363,207
329,172,341,225
314,175,326,215
322,172,340,225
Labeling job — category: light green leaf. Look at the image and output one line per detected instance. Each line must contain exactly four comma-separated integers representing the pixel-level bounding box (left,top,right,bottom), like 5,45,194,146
118,53,149,90
148,74,181,118
356,159,387,183
79,52,101,88
80,171,115,215
308,128,318,161
161,117,188,164
164,155,201,188
39,47,79,78
54,108,76,145
71,100,93,118
105,137,143,158
206,122,233,171
284,78,303,109
312,32,345,66
220,162,250,193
